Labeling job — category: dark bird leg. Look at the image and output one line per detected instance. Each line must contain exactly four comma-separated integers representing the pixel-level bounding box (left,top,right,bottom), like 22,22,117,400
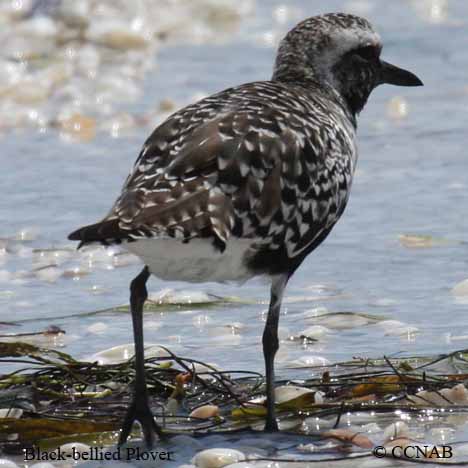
118,266,163,447
262,274,288,431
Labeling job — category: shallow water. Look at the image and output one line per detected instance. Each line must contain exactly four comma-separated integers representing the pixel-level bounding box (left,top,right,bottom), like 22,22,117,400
1,0,468,466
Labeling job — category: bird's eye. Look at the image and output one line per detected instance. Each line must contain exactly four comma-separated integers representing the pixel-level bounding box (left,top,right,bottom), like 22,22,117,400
353,46,379,61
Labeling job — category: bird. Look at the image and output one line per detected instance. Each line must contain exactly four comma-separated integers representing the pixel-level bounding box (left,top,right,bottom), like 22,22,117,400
68,12,422,447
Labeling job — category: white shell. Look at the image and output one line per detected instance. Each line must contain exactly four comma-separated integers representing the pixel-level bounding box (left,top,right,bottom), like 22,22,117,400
0,408,23,419
377,320,419,337
383,421,410,441
59,442,91,456
35,265,63,283
274,385,315,404
89,343,174,365
148,289,219,305
407,384,468,406
452,279,468,296
192,449,245,468
286,355,331,368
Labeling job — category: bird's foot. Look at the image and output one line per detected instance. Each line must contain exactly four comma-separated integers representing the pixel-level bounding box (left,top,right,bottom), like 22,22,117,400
264,417,279,432
118,399,163,448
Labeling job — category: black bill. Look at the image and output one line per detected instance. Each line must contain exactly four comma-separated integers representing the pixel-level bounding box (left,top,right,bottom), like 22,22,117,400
380,60,423,87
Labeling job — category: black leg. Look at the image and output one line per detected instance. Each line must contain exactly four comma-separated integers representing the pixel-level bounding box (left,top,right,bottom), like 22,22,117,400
118,266,163,447
262,274,288,432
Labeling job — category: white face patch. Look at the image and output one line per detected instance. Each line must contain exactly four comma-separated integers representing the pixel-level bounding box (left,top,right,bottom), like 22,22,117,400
314,26,381,87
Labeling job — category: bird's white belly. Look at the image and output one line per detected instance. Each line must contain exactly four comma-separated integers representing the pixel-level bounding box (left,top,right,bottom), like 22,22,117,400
123,237,255,283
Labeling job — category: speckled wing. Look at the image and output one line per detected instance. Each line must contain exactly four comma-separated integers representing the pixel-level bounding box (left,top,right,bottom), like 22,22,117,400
69,82,355,260
105,107,298,250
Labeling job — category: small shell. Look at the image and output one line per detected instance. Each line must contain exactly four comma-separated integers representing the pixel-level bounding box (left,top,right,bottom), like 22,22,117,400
192,448,245,468
87,322,108,334
321,428,374,449
383,421,410,441
387,96,409,120
89,343,173,365
59,442,91,457
86,20,151,50
189,405,220,419
275,385,315,405
441,384,468,404
299,325,331,339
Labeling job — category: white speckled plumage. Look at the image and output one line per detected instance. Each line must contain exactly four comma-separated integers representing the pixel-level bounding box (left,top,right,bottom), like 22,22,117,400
69,11,423,285
68,12,422,442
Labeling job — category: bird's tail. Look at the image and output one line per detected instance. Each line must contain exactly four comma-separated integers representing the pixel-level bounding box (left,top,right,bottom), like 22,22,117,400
68,218,123,248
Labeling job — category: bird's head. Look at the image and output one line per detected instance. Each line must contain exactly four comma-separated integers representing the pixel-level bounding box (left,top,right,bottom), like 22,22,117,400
272,13,423,114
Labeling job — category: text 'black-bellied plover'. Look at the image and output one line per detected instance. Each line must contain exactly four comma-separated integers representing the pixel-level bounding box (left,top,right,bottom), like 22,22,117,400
69,12,422,447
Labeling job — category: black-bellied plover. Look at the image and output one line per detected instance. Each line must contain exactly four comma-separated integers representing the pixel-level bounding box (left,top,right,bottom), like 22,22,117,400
69,13,422,446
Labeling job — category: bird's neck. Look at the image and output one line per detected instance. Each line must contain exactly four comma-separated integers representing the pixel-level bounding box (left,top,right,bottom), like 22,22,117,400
272,71,358,128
